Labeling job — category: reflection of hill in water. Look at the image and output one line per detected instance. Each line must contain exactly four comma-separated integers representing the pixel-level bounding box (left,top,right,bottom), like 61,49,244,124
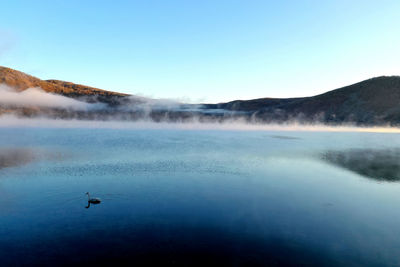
321,149,400,182
0,148,67,171
270,135,301,140
0,148,36,170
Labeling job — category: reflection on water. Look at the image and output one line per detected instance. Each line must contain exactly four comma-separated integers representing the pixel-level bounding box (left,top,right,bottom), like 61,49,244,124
321,149,400,182
0,147,70,173
270,135,301,140
0,148,36,169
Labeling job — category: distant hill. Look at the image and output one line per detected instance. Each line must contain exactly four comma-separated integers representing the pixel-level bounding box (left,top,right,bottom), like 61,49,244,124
0,66,129,104
1,65,400,125
206,76,400,125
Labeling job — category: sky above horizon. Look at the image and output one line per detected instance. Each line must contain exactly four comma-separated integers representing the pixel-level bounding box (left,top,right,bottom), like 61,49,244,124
0,0,400,103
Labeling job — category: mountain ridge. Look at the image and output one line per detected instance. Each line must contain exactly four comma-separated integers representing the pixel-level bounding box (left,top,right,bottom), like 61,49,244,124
204,75,400,124
0,66,129,98
1,65,400,125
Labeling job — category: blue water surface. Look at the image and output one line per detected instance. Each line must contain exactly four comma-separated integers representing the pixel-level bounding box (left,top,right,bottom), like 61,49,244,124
0,128,400,266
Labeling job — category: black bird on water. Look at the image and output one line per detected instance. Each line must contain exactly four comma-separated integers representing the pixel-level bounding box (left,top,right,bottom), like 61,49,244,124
85,192,101,208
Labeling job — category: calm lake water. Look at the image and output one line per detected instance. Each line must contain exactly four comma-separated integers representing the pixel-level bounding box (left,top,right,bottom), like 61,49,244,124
1,127,400,266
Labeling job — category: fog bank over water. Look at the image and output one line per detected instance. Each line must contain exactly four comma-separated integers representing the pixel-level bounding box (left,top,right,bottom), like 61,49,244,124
0,115,399,133
0,85,93,109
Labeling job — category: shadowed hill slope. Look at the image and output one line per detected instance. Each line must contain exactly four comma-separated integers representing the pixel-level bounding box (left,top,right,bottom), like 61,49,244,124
281,76,400,122
206,76,400,124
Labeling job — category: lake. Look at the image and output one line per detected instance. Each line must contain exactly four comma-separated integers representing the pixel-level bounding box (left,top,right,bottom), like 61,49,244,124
1,127,400,266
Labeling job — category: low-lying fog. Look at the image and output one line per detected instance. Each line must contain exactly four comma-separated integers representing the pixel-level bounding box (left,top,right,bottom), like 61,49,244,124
0,85,91,109
1,114,400,133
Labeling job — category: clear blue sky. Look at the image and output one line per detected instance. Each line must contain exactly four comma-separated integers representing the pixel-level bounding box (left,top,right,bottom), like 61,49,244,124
1,0,399,103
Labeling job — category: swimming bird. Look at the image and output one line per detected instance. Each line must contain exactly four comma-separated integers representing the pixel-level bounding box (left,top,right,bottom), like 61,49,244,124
85,192,101,204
